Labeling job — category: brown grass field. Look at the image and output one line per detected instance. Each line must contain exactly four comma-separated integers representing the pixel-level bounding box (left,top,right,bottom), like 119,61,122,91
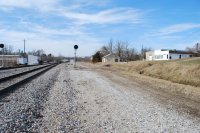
102,57,200,87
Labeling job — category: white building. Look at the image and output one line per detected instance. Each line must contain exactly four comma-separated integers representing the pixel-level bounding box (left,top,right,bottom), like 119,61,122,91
28,55,40,65
146,49,193,61
102,53,120,63
18,57,28,65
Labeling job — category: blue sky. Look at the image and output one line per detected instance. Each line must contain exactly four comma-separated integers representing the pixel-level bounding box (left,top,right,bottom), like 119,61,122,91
0,0,200,56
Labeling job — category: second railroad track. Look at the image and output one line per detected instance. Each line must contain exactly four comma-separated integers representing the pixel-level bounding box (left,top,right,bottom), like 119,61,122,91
0,64,57,96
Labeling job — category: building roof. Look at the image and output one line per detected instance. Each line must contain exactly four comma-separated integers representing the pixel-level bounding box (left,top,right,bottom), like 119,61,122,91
102,53,119,58
1,55,21,57
168,50,194,54
147,49,194,54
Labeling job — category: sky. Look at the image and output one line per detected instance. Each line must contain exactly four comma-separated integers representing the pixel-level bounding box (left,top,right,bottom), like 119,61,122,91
0,0,200,57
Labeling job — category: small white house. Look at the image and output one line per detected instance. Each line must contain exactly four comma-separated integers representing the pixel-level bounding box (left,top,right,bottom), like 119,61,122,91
28,55,40,65
18,57,28,65
61,59,69,63
102,53,120,63
146,49,193,61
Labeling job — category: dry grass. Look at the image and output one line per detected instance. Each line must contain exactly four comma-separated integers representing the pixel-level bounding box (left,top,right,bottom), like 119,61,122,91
92,57,200,87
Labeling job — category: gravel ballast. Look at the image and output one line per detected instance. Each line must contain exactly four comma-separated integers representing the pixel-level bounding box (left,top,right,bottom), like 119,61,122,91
40,64,80,132
1,63,200,132
0,65,60,132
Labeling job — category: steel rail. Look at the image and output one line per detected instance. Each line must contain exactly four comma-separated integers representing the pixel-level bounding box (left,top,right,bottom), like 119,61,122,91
0,63,50,71
0,64,57,96
0,64,51,83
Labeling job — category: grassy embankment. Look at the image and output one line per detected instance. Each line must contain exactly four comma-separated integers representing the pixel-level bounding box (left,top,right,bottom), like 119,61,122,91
104,57,200,87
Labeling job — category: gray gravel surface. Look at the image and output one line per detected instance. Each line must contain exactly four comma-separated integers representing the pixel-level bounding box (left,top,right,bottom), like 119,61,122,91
41,64,200,132
0,64,60,132
40,64,80,132
1,63,200,132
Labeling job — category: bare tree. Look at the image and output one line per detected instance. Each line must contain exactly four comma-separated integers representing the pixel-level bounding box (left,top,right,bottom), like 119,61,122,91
108,38,113,53
185,47,193,52
186,42,200,56
100,39,114,56
128,48,138,61
8,45,13,54
123,42,129,62
100,45,110,56
97,39,146,62
28,49,45,56
140,46,152,60
114,40,125,58
1,44,13,55
194,43,200,53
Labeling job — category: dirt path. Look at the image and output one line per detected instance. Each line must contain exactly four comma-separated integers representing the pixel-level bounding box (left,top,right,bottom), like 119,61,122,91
40,63,200,132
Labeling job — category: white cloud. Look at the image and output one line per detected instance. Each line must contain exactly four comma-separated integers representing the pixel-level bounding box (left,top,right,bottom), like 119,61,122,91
30,25,85,36
154,23,200,36
62,8,143,25
0,0,145,56
65,0,111,7
0,0,60,12
0,0,144,25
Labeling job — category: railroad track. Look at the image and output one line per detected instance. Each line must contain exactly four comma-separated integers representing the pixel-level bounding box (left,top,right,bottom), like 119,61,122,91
0,64,50,79
0,64,57,96
0,64,42,70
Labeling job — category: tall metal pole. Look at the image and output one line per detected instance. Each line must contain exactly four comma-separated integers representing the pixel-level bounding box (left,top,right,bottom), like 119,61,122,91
2,48,4,67
24,39,26,53
0,44,4,67
74,45,78,68
74,49,77,68
142,44,144,60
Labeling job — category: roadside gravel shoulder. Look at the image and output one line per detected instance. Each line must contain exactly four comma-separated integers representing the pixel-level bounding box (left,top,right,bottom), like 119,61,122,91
70,65,200,132
41,63,200,132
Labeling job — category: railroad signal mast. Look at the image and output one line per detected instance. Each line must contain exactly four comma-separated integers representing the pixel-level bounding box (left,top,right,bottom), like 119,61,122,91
74,45,78,68
0,44,5,68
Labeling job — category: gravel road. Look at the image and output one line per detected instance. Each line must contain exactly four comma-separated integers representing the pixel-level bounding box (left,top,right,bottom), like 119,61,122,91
41,64,200,132
1,63,200,132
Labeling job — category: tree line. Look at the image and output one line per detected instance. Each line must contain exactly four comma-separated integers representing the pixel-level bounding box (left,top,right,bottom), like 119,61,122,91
92,40,200,63
186,43,200,56
92,39,152,63
0,44,65,63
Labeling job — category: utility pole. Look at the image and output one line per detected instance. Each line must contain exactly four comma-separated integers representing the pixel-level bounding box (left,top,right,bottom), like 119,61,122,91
74,50,77,67
0,44,4,67
24,39,26,54
142,44,144,60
